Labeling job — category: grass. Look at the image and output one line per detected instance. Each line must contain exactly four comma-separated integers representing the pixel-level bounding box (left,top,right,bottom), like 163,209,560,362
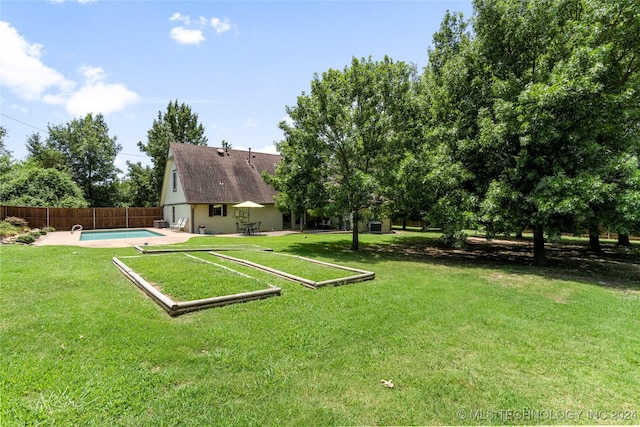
118,253,271,301
1,232,639,425
214,249,358,282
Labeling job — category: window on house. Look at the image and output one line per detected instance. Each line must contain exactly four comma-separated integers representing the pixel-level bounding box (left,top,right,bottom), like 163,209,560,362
172,170,177,192
172,206,175,223
209,204,227,217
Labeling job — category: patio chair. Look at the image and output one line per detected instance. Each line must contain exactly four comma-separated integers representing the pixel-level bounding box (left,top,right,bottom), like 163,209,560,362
170,217,187,231
236,222,245,235
253,222,262,235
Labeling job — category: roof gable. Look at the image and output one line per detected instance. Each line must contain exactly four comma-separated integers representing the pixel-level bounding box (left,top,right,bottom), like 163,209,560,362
169,143,280,204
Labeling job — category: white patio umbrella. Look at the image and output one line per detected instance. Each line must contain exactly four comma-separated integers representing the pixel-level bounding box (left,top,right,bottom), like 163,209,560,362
233,201,264,224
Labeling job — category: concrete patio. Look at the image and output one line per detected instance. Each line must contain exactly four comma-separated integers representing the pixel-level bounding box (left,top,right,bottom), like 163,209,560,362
34,229,297,248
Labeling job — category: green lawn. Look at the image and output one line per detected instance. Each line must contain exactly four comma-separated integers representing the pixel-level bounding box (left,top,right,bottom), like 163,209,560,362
211,250,359,283
118,253,271,301
1,232,639,425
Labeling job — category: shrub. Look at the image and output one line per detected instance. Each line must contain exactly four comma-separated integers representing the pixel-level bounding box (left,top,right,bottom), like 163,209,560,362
15,234,35,244
0,221,22,238
4,216,29,227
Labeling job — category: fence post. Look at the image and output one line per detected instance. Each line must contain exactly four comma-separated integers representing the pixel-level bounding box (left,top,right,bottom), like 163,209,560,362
93,208,96,230
126,207,129,228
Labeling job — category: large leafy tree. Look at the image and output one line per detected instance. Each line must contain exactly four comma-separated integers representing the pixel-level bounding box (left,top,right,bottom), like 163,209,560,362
46,113,122,207
0,161,88,208
418,0,640,264
271,56,417,250
400,11,484,245
472,0,640,264
137,100,208,204
121,161,155,207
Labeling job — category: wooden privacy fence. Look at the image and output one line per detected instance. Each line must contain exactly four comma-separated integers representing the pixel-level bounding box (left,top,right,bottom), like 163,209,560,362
0,205,163,231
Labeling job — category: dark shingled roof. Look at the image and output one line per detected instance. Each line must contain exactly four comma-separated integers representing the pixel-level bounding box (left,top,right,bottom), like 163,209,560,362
170,142,280,205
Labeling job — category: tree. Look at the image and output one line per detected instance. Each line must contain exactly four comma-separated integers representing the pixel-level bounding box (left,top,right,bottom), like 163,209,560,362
265,122,330,231
0,126,11,176
121,161,155,207
420,0,640,264
270,57,417,250
46,113,122,207
473,0,640,264
395,10,484,246
26,132,66,170
138,100,208,203
0,161,88,208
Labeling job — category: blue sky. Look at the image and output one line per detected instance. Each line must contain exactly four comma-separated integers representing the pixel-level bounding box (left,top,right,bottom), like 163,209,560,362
1,0,473,170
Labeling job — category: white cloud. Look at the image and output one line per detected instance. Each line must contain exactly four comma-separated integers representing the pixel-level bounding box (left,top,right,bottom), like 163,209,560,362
41,65,139,116
170,26,205,45
169,12,190,25
257,144,279,155
65,82,139,117
78,64,105,84
169,13,235,45
211,17,232,34
0,21,139,117
0,21,75,100
59,65,139,116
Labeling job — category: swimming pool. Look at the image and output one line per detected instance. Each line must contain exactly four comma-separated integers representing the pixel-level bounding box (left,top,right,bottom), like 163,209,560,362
79,229,165,241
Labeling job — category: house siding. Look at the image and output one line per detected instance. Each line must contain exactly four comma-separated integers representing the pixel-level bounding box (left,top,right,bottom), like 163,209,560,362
194,204,283,234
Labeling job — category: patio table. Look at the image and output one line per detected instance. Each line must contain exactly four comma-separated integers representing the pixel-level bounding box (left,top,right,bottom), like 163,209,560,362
242,222,257,235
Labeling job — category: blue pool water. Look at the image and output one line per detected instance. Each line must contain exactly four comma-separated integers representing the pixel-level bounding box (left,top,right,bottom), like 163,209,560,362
79,229,165,241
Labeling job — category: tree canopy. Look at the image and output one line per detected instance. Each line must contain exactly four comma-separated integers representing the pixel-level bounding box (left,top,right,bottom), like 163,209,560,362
270,0,640,262
46,113,122,207
0,161,88,208
137,100,208,204
270,56,417,250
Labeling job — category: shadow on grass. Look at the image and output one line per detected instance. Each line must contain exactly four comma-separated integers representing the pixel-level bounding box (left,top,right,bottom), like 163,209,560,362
281,233,640,292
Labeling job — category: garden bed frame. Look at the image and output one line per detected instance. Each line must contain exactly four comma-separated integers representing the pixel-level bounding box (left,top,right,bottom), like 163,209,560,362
112,255,280,316
133,243,272,254
208,251,375,289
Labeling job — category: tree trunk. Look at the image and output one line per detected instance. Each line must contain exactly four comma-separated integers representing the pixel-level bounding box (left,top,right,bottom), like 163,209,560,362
589,225,602,252
533,225,547,266
402,220,406,230
617,233,631,246
351,215,359,251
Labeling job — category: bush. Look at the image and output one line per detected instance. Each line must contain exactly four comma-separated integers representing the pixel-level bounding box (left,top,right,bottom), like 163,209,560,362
4,216,28,227
0,221,22,238
15,234,35,244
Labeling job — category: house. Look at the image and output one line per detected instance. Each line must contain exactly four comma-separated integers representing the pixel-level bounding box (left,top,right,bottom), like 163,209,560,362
160,142,284,234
